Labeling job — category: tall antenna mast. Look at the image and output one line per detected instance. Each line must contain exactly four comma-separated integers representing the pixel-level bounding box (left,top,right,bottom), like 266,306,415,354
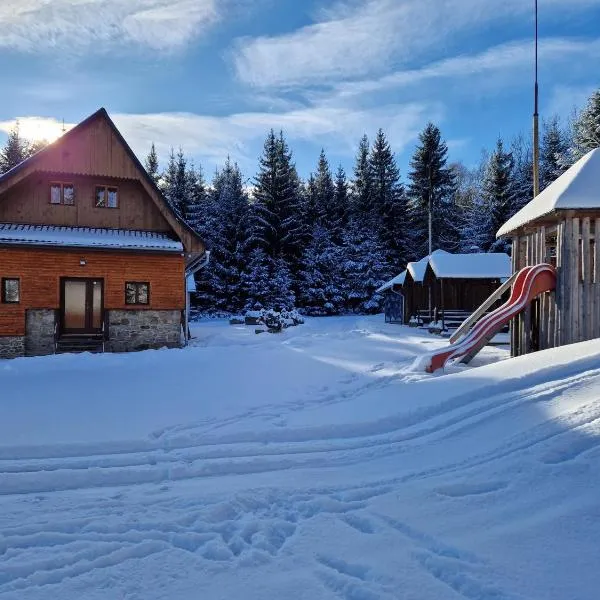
532,0,540,197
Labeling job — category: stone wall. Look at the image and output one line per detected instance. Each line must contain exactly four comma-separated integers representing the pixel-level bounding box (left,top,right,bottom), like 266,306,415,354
0,336,25,359
25,309,56,356
106,310,182,353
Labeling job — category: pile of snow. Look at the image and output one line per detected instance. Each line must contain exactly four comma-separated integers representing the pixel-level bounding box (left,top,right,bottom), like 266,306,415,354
1,316,599,599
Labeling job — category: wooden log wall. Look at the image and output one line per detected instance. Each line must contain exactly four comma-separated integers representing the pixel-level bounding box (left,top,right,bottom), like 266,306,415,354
513,214,600,357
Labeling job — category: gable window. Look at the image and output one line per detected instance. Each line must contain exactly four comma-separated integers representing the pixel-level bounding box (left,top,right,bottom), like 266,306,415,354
95,186,119,208
50,183,75,205
1,278,20,304
125,282,149,305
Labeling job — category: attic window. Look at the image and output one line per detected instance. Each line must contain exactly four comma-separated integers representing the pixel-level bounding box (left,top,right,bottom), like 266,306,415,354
50,183,75,205
95,186,119,208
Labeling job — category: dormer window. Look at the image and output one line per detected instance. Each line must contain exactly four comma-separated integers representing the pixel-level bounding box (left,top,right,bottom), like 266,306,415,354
50,182,75,205
95,185,119,208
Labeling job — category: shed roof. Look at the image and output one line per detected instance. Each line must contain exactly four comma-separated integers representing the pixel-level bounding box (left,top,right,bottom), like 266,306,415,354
497,148,600,237
0,223,183,251
376,270,406,293
428,251,511,279
407,250,448,282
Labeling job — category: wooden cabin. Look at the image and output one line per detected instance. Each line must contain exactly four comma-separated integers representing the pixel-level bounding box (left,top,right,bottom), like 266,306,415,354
423,251,510,328
497,147,600,357
0,108,206,359
377,270,406,323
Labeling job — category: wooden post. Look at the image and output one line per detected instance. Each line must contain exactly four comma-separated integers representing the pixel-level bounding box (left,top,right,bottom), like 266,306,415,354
582,217,591,341
559,219,569,346
571,218,580,344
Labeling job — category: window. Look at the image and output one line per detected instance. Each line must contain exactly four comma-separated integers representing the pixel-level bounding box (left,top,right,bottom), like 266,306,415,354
50,182,75,205
1,278,20,304
95,185,119,208
125,282,149,305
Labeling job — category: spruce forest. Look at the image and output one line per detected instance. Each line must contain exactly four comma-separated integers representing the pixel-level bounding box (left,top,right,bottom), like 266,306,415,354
2,89,599,316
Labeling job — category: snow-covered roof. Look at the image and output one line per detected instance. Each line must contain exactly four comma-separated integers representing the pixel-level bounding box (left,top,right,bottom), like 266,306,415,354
0,224,183,251
407,250,448,282
497,148,600,237
428,252,510,279
376,270,406,293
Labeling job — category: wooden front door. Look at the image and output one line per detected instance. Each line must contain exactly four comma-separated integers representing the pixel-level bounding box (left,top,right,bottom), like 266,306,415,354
61,278,104,334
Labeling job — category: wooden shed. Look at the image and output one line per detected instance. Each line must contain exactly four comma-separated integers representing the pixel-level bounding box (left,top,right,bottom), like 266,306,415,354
423,251,511,328
497,147,600,357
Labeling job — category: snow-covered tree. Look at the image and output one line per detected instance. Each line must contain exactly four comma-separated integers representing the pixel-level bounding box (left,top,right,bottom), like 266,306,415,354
0,123,29,174
510,134,533,212
250,130,306,264
571,89,600,160
144,143,160,185
369,128,407,267
478,138,516,253
407,123,459,258
540,117,569,190
298,225,345,315
182,162,207,233
339,219,389,313
196,159,251,312
351,134,374,219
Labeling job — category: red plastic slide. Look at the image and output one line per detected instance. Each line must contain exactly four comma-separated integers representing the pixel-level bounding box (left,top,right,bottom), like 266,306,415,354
424,263,556,373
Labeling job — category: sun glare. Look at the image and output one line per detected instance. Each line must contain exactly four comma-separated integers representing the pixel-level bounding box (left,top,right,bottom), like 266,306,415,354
18,118,67,144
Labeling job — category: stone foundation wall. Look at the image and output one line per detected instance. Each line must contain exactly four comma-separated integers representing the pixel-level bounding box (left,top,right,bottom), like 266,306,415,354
25,309,56,356
106,310,182,353
0,336,25,359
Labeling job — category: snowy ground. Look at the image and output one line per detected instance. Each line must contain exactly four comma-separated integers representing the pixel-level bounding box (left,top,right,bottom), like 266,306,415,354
1,316,599,599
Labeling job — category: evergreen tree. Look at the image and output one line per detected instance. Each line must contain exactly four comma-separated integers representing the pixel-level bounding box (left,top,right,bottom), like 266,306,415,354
510,134,533,212
369,128,407,267
571,89,600,160
0,122,29,174
182,162,207,232
351,134,373,218
161,148,178,206
540,117,569,190
145,143,160,184
339,219,389,313
313,149,337,229
478,138,516,253
407,123,459,258
250,130,305,263
198,159,251,312
298,225,344,315
334,164,349,226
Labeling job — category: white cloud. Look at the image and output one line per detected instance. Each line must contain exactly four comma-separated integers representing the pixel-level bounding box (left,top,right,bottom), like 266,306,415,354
112,102,438,169
233,0,600,89
0,102,437,172
0,0,219,52
330,37,600,100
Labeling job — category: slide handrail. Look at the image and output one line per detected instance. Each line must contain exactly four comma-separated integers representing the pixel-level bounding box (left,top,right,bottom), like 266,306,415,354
423,264,556,373
449,271,519,344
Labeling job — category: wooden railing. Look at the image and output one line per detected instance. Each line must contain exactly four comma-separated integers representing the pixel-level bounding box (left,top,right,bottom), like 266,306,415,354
448,272,518,344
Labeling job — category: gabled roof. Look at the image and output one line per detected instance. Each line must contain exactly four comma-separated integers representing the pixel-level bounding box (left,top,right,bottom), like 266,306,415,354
428,251,510,279
0,223,183,251
376,270,406,293
497,148,600,237
0,108,204,254
407,250,448,283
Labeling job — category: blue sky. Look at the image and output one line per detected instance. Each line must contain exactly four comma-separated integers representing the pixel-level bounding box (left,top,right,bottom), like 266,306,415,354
1,0,599,181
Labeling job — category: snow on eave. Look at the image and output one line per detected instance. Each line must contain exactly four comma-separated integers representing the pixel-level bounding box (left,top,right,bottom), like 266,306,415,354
407,250,449,282
0,224,183,252
497,148,600,237
376,270,406,293
429,252,511,279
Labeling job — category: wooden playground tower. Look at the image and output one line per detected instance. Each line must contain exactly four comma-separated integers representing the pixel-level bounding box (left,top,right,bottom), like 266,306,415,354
498,149,600,357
